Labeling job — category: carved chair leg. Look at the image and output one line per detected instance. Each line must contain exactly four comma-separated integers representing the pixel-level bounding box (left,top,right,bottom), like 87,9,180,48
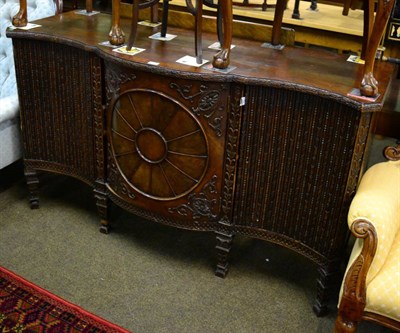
194,0,203,64
271,0,286,46
212,0,232,69
292,0,301,19
12,0,28,27
310,0,317,11
216,6,223,46
127,0,140,50
150,2,158,23
215,230,234,278
109,0,125,46
360,0,395,97
24,167,39,209
86,0,93,13
160,0,170,37
334,312,359,333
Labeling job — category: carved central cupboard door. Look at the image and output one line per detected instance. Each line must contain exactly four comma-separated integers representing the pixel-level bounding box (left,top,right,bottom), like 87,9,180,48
105,63,231,231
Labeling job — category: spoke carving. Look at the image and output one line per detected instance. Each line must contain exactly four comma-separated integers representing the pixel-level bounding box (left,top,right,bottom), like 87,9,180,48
109,89,209,200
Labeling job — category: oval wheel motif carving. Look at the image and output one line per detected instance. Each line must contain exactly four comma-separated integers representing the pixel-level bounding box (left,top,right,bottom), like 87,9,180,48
110,89,209,200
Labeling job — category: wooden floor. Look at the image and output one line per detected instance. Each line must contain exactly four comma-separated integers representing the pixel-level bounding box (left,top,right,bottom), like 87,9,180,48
160,0,366,53
69,0,398,56
205,0,364,36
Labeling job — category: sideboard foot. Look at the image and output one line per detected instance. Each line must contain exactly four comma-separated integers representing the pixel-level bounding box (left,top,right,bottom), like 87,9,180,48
99,219,110,234
313,262,338,316
215,230,233,278
25,167,39,209
94,185,110,234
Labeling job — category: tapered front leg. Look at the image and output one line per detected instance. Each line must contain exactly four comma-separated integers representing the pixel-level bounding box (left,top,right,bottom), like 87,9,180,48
126,0,139,50
194,0,203,64
94,185,110,234
109,0,125,45
215,230,234,278
212,0,232,69
25,167,39,209
12,0,28,27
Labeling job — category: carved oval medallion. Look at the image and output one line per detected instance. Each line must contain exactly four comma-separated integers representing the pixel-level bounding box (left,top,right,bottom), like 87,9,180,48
110,89,209,200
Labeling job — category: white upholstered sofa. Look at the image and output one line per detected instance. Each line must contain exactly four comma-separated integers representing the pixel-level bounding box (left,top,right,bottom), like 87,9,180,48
0,0,58,169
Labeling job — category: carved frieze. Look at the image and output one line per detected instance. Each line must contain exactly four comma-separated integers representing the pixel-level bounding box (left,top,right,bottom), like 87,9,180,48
169,82,227,136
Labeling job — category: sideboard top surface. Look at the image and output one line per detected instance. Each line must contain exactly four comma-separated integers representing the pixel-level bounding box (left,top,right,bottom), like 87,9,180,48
7,11,395,110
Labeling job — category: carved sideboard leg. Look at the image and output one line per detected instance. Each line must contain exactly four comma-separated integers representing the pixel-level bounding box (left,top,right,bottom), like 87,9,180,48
12,0,28,27
360,0,395,97
215,230,234,278
313,262,338,316
109,0,125,46
212,0,232,69
24,167,39,209
94,186,110,234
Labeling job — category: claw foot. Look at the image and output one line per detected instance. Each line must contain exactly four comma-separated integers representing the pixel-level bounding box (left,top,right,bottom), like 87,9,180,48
12,10,28,27
108,26,125,46
360,72,378,97
212,48,230,69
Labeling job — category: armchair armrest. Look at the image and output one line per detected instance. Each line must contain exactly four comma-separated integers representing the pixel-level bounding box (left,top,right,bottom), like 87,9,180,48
335,159,400,332
347,160,400,283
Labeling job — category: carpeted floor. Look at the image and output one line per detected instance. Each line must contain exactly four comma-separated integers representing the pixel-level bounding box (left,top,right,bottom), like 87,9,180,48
0,136,397,333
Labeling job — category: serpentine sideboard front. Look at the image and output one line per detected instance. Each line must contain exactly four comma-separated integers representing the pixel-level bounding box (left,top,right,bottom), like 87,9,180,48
7,11,396,316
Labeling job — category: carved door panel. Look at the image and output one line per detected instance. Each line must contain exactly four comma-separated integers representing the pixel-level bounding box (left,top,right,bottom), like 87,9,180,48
105,63,230,230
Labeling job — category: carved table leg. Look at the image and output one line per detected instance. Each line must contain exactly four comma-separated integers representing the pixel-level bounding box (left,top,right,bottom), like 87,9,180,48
12,0,28,27
360,0,395,97
94,185,110,234
24,167,39,209
109,0,125,46
215,230,234,278
212,0,232,69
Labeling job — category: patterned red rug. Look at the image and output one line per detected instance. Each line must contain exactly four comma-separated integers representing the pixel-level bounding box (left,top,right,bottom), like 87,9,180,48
0,266,131,332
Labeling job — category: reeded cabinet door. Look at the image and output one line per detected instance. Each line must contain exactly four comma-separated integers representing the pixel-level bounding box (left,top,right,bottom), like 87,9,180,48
105,63,230,230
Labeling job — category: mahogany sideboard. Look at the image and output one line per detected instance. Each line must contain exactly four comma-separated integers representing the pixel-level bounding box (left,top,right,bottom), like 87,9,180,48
7,11,396,316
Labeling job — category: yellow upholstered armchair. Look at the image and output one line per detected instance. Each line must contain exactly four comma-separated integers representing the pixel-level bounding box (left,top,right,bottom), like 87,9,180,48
334,144,400,333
